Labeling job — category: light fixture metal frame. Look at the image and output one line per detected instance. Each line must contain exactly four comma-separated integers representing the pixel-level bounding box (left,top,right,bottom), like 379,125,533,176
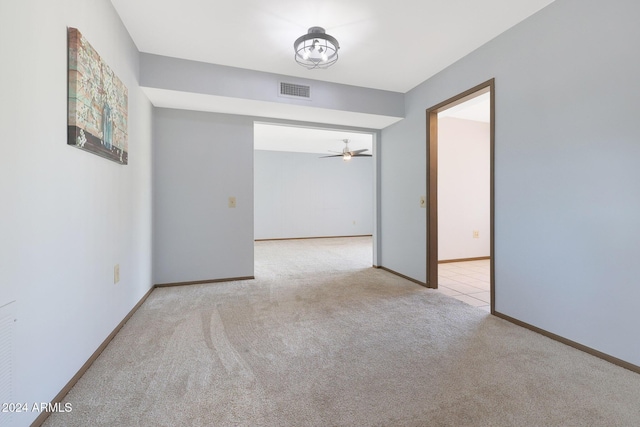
294,26,340,70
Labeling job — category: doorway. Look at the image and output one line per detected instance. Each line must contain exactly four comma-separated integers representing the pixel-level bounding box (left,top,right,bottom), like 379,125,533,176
253,123,379,267
426,79,495,312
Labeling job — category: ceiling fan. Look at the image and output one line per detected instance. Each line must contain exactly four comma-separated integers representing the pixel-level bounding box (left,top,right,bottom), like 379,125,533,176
320,139,371,161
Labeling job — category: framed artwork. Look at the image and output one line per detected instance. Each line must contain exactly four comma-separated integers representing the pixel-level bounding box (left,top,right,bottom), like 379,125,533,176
68,27,128,164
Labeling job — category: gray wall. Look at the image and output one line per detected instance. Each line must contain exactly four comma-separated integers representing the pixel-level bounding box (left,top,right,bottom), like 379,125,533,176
0,0,153,425
140,53,405,119
153,110,379,283
254,151,373,240
381,0,640,366
153,109,255,284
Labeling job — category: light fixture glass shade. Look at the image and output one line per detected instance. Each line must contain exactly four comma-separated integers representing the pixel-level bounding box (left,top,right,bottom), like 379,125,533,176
294,27,339,69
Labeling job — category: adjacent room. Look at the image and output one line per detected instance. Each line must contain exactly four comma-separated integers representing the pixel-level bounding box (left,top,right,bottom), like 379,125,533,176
435,91,492,311
253,124,374,242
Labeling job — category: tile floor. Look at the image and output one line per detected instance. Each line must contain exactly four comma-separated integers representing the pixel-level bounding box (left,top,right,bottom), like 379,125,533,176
436,259,491,312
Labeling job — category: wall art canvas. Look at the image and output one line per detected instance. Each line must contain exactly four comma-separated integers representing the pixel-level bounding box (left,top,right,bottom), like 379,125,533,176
68,27,128,164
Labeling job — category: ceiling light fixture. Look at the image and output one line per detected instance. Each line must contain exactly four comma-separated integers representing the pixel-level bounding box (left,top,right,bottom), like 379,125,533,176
319,139,371,161
294,27,339,69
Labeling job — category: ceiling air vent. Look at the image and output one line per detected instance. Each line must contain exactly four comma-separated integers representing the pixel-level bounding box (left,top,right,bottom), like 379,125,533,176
279,82,311,99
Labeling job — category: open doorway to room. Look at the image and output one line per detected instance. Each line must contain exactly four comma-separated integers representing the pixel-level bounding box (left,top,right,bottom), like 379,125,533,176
253,123,377,269
426,79,494,313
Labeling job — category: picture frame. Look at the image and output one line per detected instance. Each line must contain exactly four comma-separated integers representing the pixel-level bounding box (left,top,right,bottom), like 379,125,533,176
67,27,128,164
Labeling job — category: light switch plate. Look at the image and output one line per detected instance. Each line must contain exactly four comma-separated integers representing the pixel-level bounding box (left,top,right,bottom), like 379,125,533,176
228,196,237,208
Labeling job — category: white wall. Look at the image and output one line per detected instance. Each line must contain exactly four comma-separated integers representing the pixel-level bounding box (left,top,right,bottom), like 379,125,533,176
438,117,490,260
153,109,255,285
254,150,373,240
0,1,153,425
381,0,640,367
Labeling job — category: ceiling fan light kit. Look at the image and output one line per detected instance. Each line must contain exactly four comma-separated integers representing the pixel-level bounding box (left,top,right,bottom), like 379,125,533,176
319,139,372,161
294,27,339,69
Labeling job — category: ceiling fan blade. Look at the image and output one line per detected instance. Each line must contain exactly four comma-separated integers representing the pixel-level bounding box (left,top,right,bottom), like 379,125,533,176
352,154,372,157
319,154,344,158
350,149,369,155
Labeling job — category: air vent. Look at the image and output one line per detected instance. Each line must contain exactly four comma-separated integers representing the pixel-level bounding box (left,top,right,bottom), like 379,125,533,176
280,82,311,99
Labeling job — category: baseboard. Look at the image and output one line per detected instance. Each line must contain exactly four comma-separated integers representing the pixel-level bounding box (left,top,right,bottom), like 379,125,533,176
154,276,255,287
32,275,255,426
438,256,490,264
377,266,428,288
255,235,372,242
493,311,640,375
31,286,155,427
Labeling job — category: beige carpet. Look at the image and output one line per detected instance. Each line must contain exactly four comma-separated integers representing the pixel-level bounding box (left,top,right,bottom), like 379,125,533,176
44,237,640,426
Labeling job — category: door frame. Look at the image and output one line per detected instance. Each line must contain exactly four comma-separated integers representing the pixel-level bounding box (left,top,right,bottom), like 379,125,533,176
426,79,495,312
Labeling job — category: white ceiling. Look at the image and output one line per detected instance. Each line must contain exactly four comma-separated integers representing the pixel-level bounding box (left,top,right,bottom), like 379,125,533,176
439,92,491,123
112,1,538,148
253,90,487,155
254,123,373,154
111,0,555,93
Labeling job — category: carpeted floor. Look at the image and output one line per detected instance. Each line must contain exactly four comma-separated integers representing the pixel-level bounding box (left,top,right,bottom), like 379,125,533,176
44,237,640,426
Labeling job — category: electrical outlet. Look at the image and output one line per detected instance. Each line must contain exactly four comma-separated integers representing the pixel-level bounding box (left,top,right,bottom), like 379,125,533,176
228,196,236,208
473,230,479,239
419,196,426,208
114,264,120,284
